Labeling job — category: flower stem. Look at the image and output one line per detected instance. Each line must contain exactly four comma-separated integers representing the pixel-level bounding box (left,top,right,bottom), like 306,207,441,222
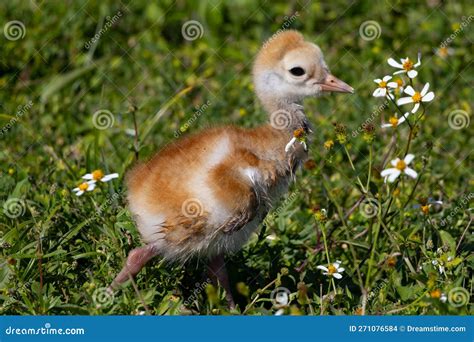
388,96,412,130
342,145,367,194
404,128,414,157
320,222,331,265
130,105,140,162
322,177,365,292
365,194,382,289
366,144,373,190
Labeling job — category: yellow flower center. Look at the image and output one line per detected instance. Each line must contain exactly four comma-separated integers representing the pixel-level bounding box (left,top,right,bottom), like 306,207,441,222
387,257,397,267
412,92,422,103
402,59,414,71
439,47,448,57
324,140,334,150
421,204,430,215
430,289,441,299
92,169,104,181
395,78,403,87
396,160,407,171
389,116,399,126
327,264,337,274
293,128,305,139
78,182,89,191
378,81,387,88
314,210,327,223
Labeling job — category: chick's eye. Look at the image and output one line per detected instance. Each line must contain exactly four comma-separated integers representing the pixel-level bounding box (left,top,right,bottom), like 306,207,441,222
289,67,305,76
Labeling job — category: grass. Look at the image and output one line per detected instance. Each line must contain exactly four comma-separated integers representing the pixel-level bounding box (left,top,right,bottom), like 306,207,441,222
0,0,472,315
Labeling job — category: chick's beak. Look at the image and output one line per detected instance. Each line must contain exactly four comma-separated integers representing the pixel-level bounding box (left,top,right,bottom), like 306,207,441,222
320,74,354,93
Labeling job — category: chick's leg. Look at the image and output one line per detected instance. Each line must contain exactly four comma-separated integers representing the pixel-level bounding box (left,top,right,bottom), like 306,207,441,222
109,245,158,290
208,254,235,309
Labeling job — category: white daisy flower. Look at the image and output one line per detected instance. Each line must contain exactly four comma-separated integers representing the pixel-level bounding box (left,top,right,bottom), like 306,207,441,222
431,260,445,275
396,83,435,113
372,75,398,98
273,288,289,316
317,261,345,279
380,154,418,183
391,77,405,95
440,293,447,303
381,113,410,128
285,129,307,152
387,53,421,78
285,137,307,152
125,128,137,137
82,169,119,183
72,180,96,196
274,308,285,316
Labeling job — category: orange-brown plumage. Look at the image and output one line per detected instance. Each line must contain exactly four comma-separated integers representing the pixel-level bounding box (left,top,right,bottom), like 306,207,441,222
111,30,353,307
